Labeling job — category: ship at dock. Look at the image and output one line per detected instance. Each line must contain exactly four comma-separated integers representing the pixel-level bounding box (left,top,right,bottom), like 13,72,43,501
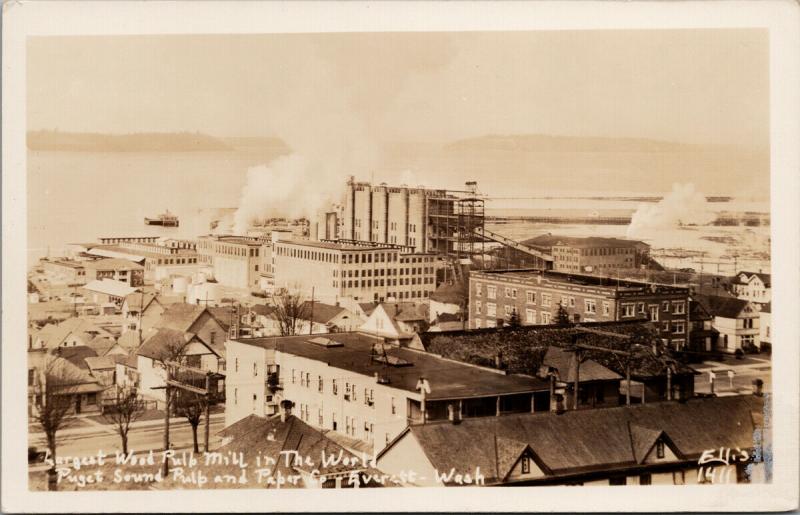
144,210,179,227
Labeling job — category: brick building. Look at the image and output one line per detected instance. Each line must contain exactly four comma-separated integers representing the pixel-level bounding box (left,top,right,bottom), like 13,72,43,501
523,234,650,274
469,269,690,349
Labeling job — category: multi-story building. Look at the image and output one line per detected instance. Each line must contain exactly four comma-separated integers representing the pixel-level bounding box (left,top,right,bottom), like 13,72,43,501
40,259,87,285
77,238,201,281
341,179,484,256
272,239,438,304
694,295,761,353
522,235,650,274
469,269,690,350
196,235,265,290
731,271,771,304
224,332,550,453
84,258,145,287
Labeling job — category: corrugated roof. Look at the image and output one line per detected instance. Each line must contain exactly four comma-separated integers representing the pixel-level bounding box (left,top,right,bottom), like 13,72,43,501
235,332,550,399
401,395,764,483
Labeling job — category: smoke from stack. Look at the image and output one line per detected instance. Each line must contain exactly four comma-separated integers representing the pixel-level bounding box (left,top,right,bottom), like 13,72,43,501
627,183,715,239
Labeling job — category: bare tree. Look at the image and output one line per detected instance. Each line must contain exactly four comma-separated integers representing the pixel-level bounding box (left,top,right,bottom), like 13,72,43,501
102,386,146,454
271,289,310,336
173,391,207,453
32,357,89,490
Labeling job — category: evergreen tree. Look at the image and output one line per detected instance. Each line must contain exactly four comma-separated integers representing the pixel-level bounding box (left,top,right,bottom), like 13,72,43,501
555,303,573,326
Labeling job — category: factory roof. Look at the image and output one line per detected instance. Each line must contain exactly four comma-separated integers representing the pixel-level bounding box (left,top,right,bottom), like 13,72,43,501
523,234,649,250
84,258,143,271
275,239,401,252
82,279,138,298
233,332,550,399
471,269,689,294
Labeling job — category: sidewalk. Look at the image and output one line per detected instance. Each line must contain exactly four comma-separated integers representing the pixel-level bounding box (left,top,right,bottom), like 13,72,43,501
29,411,226,440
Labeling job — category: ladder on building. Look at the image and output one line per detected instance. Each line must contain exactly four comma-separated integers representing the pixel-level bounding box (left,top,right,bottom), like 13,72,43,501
473,227,554,262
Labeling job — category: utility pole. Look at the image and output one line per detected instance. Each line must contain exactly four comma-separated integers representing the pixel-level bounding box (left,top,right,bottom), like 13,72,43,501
309,287,315,335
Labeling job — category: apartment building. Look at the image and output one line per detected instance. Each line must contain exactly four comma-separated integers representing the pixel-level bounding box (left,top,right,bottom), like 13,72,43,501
197,235,266,290
272,239,438,304
469,269,690,349
523,235,650,274
224,332,550,453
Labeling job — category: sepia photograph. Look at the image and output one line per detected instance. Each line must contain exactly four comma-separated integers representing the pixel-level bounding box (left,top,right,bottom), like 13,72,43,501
3,1,799,512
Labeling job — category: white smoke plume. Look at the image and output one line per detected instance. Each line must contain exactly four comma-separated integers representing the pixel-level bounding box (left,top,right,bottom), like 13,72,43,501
627,183,716,239
231,35,457,234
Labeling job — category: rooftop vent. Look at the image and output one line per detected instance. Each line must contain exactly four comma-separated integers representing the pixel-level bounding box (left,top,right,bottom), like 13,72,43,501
373,354,413,367
308,336,344,348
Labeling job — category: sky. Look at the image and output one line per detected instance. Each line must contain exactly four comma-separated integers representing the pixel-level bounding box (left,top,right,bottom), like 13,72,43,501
28,29,769,149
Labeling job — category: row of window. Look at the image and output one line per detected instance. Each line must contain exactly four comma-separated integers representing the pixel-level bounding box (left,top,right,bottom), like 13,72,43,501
155,257,197,265
341,266,433,278
339,277,435,289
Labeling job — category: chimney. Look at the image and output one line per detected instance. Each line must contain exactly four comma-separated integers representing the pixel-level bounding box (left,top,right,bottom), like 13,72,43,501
279,400,293,422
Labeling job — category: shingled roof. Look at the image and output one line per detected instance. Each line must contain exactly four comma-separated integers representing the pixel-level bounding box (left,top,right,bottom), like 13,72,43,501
155,303,206,332
384,395,764,484
542,346,622,383
136,328,197,361
694,294,751,319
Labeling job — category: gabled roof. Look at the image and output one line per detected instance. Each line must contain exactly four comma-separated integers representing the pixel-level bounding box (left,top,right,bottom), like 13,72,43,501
628,423,664,464
155,303,207,333
42,356,104,393
543,346,622,383
34,317,114,349
207,306,235,332
84,355,118,371
495,436,532,480
123,292,159,312
217,414,370,486
54,345,99,371
136,328,199,361
391,395,763,484
299,301,350,325
694,294,751,319
735,271,771,287
84,336,116,356
359,302,380,317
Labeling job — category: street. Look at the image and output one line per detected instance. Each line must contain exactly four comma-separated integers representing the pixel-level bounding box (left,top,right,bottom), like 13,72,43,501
692,354,772,396
29,414,226,462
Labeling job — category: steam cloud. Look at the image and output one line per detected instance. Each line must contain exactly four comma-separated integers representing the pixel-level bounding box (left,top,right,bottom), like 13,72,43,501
627,183,715,239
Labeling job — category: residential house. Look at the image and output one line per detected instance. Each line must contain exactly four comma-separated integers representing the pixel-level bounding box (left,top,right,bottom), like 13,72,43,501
154,303,229,358
135,327,224,407
359,302,429,345
694,295,761,353
688,300,718,354
31,317,116,351
376,395,767,486
256,301,364,337
85,355,121,387
540,346,622,410
731,271,771,304
121,292,169,334
28,356,106,417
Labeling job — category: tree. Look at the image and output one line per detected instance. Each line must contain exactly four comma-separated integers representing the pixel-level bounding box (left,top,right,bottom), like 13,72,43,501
102,386,146,455
555,303,573,326
173,391,207,453
33,357,87,490
271,290,310,336
507,308,521,328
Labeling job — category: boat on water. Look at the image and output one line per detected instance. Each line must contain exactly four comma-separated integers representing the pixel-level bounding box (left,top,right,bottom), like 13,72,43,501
144,210,179,227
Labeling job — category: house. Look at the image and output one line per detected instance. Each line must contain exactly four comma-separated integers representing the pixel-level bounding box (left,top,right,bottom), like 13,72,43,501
376,395,767,486
694,295,761,353
30,317,116,350
135,327,224,407
429,281,466,324
224,332,551,454
84,355,120,387
217,408,380,488
255,301,364,337
29,356,106,417
540,346,622,410
154,303,229,357
54,344,99,371
688,300,718,354
759,303,771,352
428,312,467,333
731,271,771,304
358,302,429,345
81,279,139,311
115,352,140,391
121,292,169,334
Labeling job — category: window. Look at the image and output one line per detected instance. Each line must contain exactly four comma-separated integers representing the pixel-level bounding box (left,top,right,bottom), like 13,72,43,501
603,301,610,316
486,303,497,317
235,358,239,372
475,283,482,297
391,397,396,415
475,301,482,314
541,312,551,325
672,301,686,315
585,299,596,314
512,288,518,299
487,285,497,299
662,301,670,312
234,388,238,405
541,294,552,307
318,376,323,393
637,303,645,315
526,291,535,304
504,287,512,298
344,383,351,401
649,306,659,322
332,379,338,395
743,318,754,329
526,309,536,323
622,304,635,317
656,440,665,459
671,321,685,334
291,369,296,384
521,456,531,474
504,305,513,316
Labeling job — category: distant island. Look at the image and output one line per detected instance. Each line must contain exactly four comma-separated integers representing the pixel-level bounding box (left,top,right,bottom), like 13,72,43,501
444,134,710,153
27,130,235,152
